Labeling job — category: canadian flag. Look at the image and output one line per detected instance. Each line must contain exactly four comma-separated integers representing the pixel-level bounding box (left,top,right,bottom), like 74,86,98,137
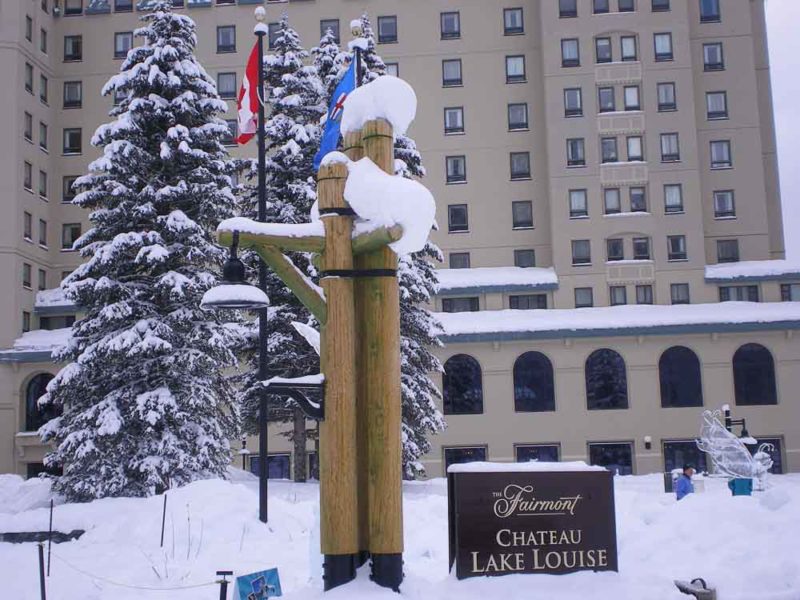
236,42,261,145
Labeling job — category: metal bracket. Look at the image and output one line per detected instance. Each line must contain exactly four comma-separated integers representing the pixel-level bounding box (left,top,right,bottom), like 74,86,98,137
265,382,325,421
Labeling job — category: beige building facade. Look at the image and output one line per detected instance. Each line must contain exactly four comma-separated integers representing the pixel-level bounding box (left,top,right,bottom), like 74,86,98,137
1,0,798,480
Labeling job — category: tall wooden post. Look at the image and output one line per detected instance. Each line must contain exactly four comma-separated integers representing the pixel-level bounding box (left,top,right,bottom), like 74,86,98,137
317,162,359,589
360,119,404,591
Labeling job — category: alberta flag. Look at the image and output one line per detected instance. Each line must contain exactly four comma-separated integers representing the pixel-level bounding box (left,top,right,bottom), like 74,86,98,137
313,59,357,170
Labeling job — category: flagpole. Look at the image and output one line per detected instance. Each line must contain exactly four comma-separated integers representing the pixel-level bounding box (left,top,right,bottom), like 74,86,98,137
254,8,269,525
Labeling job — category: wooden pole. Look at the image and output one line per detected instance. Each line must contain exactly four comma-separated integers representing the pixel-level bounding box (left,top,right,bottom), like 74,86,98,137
317,161,359,588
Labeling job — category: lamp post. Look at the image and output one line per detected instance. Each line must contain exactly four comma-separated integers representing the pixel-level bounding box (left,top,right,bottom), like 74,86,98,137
722,404,755,445
239,437,250,471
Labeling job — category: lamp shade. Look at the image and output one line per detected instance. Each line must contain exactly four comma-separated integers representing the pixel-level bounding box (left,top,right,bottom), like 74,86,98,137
201,284,270,311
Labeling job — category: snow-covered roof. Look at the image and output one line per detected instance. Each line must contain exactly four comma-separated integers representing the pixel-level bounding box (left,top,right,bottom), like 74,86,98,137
448,461,605,474
705,259,800,282
0,328,71,363
35,289,78,315
436,267,559,296
436,301,800,342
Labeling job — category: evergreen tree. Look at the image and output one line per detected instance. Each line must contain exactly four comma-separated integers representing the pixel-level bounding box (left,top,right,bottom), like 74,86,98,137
311,26,348,99
38,1,242,501
238,15,325,482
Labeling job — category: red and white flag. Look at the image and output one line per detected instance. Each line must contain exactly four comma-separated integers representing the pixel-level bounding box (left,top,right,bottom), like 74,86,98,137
236,42,261,145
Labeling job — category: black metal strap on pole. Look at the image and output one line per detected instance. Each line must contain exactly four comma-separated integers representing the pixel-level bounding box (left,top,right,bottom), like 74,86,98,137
320,269,397,279
318,207,357,217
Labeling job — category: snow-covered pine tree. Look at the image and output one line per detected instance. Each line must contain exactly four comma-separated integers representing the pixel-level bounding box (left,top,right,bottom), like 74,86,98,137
38,1,242,502
238,15,325,482
310,26,348,100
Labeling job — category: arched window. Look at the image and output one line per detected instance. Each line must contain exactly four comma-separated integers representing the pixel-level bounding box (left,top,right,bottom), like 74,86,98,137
733,344,777,405
513,352,555,412
443,354,483,415
25,373,58,432
659,346,703,407
585,349,628,410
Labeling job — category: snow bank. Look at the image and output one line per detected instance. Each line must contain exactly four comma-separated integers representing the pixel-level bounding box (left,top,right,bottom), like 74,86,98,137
0,474,56,515
217,217,324,240
341,76,416,136
345,158,435,255
448,461,604,473
436,267,558,292
705,259,800,281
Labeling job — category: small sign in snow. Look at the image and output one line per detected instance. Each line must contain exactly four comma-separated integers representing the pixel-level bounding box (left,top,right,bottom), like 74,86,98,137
233,567,282,600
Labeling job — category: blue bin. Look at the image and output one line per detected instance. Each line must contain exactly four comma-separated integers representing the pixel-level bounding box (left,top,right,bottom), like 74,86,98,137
728,478,753,496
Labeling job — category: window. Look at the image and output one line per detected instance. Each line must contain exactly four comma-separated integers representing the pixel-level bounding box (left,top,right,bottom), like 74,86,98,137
40,29,48,54
62,223,82,250
703,43,724,71
514,352,555,412
780,284,800,302
598,87,615,113
26,16,33,42
652,0,670,11
719,285,758,302
514,249,536,268
664,184,683,213
24,212,32,240
733,344,777,406
670,283,690,304
508,103,528,130
654,33,673,61
512,200,533,228
610,286,627,306
39,121,48,150
510,152,531,180
115,0,133,11
448,203,468,232
446,156,466,184
38,269,46,291
516,445,559,463
504,8,524,35
172,0,184,6
710,140,732,168
385,63,399,77
23,311,31,333
595,37,612,63
667,235,687,260
24,112,33,141
222,120,237,146
449,252,470,269
700,0,721,23
586,349,628,410
660,133,680,162
320,19,340,43
63,128,81,154
714,190,735,218
444,107,464,134
63,176,78,203
575,287,594,308
510,294,547,310
572,239,591,265
663,441,707,473
42,0,48,13
570,189,588,218
601,137,618,163
115,31,133,59
633,237,650,260
216,0,235,4
636,285,653,304
442,298,479,313
618,0,635,11
25,63,33,93
505,55,526,83
716,239,739,263
567,138,585,166
216,26,235,53
442,59,462,86
624,86,640,110
607,238,624,261
63,81,82,108
267,23,280,49
25,374,59,432
604,188,621,214
23,263,32,288
249,455,290,480
38,170,47,198
594,0,610,14
441,11,460,39
659,347,703,407
621,36,638,61
444,447,487,470
65,0,82,15
627,136,643,161
706,91,728,119
630,187,647,212
39,219,48,246
561,39,580,67
40,75,48,104
657,82,676,111
564,88,583,117
217,72,236,99
377,16,397,43
114,88,126,106
24,162,33,191
559,0,578,18
443,354,483,414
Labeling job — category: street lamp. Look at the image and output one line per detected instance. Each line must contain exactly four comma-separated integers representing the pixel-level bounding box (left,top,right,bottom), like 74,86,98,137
201,232,269,311
722,404,757,445
239,437,251,471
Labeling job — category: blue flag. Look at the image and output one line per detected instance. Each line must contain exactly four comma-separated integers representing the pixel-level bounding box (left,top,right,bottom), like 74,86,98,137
314,60,357,170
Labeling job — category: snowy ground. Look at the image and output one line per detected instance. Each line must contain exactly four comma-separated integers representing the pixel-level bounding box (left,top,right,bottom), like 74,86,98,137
0,470,798,600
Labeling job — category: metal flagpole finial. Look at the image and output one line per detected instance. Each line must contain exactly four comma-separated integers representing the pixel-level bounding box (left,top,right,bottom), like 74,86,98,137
254,6,266,22
351,18,364,38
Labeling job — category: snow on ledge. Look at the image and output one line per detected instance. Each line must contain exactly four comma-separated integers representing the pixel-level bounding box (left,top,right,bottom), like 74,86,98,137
35,288,74,309
1,328,72,353
705,259,800,282
265,374,324,386
218,217,324,239
448,461,605,474
436,267,558,293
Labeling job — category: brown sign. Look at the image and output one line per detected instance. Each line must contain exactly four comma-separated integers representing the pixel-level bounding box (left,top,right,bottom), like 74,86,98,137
448,469,618,579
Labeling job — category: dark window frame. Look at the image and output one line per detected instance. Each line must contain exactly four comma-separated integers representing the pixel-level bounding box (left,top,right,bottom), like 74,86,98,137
447,203,469,232
513,352,555,412
443,354,484,415
377,15,398,44
659,346,704,408
586,349,629,410
216,25,236,54
440,11,461,39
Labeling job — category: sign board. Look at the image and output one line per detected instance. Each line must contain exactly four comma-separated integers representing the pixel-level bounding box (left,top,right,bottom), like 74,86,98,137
448,465,618,579
233,568,282,600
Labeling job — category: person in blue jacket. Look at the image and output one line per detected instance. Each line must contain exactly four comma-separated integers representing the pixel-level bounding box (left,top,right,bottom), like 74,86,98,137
675,464,695,500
